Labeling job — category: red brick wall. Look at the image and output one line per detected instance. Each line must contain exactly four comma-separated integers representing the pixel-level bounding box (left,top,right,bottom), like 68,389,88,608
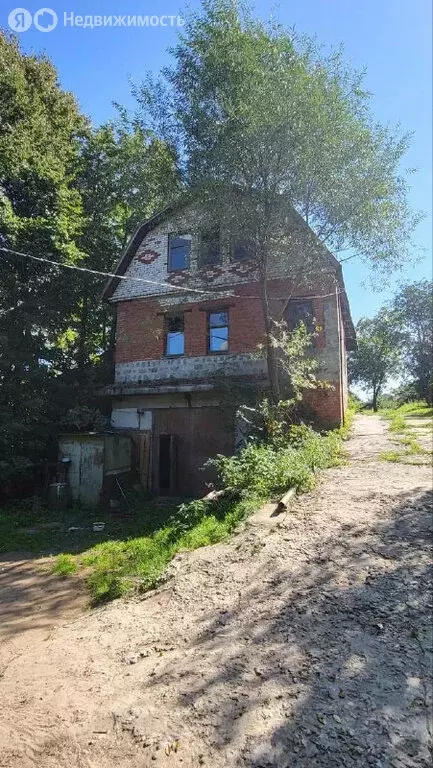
115,278,329,363
115,299,163,363
304,381,343,427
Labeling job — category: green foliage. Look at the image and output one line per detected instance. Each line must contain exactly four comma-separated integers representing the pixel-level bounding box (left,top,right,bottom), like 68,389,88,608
51,553,77,576
0,492,255,603
392,382,421,406
236,321,328,446
237,398,293,448
381,401,433,421
271,321,328,401
0,33,87,481
136,0,419,401
209,428,342,498
380,450,403,463
61,406,107,432
2,411,348,606
68,494,256,604
0,33,181,488
349,310,403,411
348,393,364,412
392,280,433,405
0,495,179,555
137,0,420,273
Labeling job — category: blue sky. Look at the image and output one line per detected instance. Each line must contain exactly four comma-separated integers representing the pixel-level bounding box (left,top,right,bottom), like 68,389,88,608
4,0,432,322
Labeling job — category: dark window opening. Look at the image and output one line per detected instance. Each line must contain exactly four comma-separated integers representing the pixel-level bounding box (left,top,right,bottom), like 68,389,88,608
199,228,221,267
165,314,184,356
168,233,191,271
232,241,250,261
286,299,315,335
208,310,229,353
159,434,172,491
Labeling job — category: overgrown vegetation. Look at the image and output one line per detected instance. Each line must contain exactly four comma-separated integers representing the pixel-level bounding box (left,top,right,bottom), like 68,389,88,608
1,400,352,604
0,32,180,491
138,0,420,401
1,2,427,491
380,402,432,463
209,426,343,498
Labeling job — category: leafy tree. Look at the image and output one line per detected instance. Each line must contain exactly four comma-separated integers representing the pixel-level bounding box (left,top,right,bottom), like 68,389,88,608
0,33,181,486
349,311,403,411
238,321,327,445
392,280,432,404
65,120,180,380
0,32,87,478
135,0,420,401
271,320,327,401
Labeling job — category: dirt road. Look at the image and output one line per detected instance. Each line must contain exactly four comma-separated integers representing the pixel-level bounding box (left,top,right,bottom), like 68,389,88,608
0,415,431,767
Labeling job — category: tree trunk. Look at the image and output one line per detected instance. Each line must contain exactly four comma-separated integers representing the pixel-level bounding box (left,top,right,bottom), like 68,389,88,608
372,390,378,412
259,260,280,404
76,295,89,380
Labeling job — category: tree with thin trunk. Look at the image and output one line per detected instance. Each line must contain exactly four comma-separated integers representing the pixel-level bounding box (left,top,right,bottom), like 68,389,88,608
134,0,421,402
392,280,433,405
348,312,403,411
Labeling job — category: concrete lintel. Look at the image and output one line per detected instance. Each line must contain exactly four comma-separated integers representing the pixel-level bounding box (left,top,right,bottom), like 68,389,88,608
103,383,217,397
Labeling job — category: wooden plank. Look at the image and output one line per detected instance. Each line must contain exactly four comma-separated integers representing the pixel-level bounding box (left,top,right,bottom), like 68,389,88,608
272,487,296,516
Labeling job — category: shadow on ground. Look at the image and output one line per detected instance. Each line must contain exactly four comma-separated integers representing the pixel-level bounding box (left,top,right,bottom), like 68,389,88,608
144,488,433,767
0,554,87,642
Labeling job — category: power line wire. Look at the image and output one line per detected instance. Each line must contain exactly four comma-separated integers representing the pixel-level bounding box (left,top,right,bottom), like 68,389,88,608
0,246,224,297
0,246,343,303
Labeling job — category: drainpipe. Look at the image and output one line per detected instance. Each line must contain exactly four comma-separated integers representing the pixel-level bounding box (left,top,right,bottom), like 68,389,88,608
335,280,345,426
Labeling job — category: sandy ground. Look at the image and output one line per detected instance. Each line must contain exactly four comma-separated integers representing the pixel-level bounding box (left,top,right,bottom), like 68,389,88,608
0,415,431,768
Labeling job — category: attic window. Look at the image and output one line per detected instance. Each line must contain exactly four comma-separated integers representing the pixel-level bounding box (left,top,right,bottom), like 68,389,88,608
286,299,315,334
165,314,185,356
199,228,221,267
168,234,191,271
232,241,250,261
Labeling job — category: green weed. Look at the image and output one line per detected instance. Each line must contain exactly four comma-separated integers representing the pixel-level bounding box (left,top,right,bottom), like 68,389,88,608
380,401,432,463
51,553,77,576
380,451,402,463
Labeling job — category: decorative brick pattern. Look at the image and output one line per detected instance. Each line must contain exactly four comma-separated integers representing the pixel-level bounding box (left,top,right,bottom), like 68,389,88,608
110,203,336,304
136,247,159,265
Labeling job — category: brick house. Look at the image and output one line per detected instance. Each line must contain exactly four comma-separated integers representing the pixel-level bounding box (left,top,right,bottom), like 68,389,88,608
103,199,356,496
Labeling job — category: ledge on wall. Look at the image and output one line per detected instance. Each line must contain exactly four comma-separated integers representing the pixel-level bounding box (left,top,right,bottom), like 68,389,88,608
99,374,269,398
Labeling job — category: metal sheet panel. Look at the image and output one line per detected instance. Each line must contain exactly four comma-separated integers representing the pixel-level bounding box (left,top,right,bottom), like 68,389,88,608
79,439,104,506
58,438,82,503
111,408,152,430
104,435,132,474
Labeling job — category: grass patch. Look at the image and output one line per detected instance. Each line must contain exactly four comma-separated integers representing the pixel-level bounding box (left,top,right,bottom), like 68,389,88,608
380,450,402,463
2,419,349,606
387,414,409,434
380,401,432,463
0,496,180,556
77,494,259,605
51,553,77,576
396,436,428,454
